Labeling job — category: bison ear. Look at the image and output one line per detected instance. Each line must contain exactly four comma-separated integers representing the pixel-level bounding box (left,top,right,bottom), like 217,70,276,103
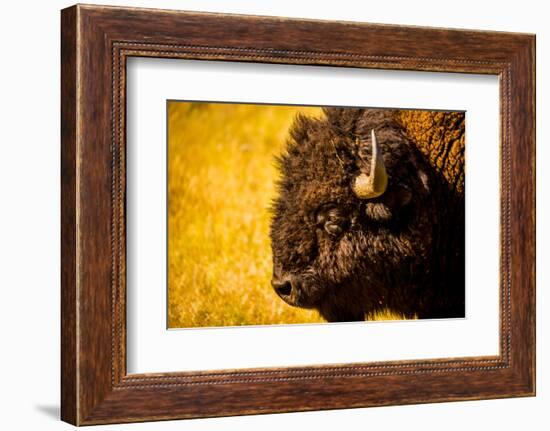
391,169,430,208
418,170,430,194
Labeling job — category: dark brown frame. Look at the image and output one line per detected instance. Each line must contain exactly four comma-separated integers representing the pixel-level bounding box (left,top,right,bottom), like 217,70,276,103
61,4,536,426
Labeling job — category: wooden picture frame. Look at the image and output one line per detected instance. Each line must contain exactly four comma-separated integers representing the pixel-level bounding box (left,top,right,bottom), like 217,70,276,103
61,4,536,425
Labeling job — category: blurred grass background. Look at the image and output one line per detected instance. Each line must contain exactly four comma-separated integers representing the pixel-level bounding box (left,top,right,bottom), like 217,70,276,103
167,101,404,328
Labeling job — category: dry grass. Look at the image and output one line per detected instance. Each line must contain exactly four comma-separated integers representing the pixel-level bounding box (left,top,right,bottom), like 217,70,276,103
167,102,408,328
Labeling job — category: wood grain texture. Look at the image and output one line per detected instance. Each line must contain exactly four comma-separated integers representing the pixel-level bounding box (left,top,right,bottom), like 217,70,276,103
60,4,536,425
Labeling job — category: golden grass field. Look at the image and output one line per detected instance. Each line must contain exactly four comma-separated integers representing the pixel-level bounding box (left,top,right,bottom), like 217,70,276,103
167,102,405,328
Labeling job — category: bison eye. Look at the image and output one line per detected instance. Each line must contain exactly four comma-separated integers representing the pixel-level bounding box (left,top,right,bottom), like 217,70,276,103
316,208,348,237
324,222,343,236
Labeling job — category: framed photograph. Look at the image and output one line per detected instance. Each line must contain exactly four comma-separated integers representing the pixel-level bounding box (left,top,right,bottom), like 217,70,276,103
61,4,535,425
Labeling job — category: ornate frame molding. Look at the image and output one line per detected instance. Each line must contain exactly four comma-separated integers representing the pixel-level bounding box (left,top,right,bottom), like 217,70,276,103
61,5,535,425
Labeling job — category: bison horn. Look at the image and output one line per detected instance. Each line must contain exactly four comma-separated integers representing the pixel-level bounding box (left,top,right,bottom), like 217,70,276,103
352,129,388,199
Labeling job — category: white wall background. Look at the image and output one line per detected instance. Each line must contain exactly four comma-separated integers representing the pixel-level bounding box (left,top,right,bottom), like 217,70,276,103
0,0,545,429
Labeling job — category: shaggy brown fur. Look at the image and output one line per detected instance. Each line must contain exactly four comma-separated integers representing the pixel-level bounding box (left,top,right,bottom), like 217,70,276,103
270,108,465,322
398,110,465,194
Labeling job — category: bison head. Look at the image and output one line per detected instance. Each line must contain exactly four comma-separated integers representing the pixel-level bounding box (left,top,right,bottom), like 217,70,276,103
270,108,435,322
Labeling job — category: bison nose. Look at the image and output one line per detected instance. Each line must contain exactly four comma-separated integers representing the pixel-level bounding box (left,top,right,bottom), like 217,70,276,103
271,278,293,298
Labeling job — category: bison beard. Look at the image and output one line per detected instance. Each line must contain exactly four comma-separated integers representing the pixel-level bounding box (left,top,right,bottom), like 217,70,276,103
269,108,465,322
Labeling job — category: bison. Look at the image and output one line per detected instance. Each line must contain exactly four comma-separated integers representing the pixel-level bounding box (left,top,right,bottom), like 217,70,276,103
269,108,465,322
